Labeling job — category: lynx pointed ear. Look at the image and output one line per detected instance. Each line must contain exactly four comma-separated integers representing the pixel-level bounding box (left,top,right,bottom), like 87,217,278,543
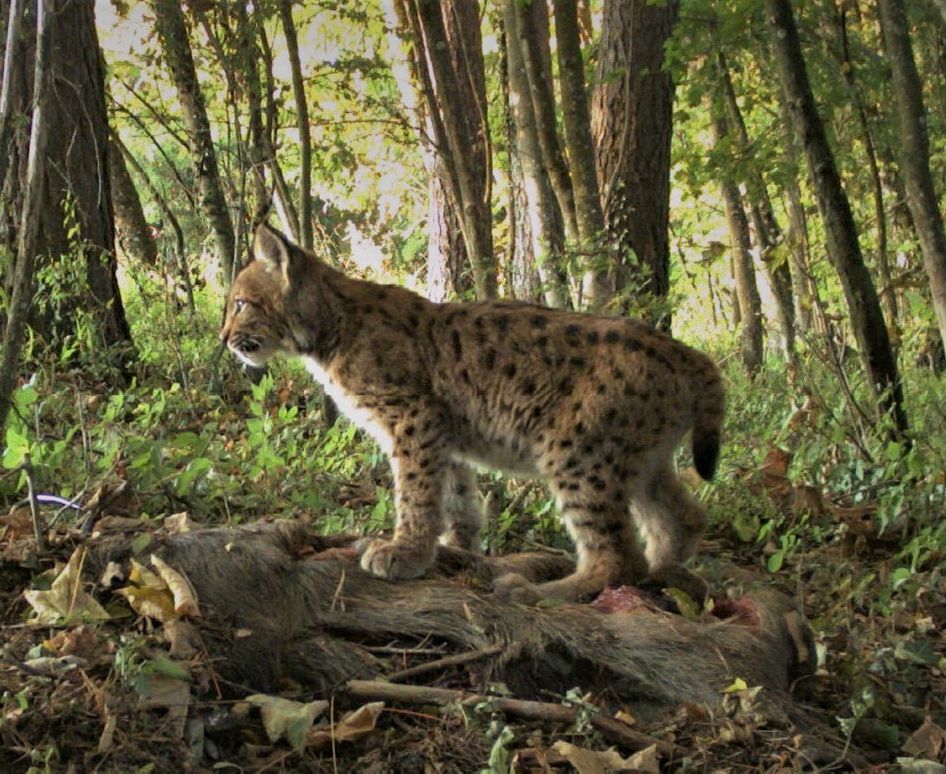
252,222,292,276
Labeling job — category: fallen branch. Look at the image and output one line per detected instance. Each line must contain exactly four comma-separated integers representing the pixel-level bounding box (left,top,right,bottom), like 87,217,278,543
382,644,503,683
343,678,687,758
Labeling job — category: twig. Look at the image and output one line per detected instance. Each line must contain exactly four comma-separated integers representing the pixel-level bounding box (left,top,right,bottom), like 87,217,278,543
343,679,688,758
23,454,45,554
382,644,503,683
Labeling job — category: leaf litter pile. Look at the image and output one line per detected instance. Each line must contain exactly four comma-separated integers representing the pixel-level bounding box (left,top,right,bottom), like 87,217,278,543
2,408,946,772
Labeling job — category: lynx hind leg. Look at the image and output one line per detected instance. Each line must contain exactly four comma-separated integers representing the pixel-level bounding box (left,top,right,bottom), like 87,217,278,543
440,461,483,552
630,464,707,574
496,471,648,603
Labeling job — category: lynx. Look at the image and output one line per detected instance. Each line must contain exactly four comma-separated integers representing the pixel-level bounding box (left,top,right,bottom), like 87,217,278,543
221,223,725,602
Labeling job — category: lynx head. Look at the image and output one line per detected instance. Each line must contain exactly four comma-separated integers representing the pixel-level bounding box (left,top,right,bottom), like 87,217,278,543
220,223,313,367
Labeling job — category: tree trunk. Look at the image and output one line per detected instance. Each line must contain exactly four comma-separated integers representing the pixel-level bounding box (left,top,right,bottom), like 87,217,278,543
513,0,578,246
833,5,899,341
151,0,236,286
551,0,610,309
878,0,946,354
277,0,312,250
108,135,158,267
1,0,131,353
411,0,496,300
711,107,764,375
0,0,50,434
503,0,568,308
591,0,678,325
717,53,794,360
766,0,907,436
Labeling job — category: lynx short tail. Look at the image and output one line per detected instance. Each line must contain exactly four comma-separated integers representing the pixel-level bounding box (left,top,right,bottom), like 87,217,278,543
692,371,725,480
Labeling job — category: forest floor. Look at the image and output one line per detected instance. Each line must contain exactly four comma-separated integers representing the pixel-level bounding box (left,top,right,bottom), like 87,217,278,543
1,366,945,773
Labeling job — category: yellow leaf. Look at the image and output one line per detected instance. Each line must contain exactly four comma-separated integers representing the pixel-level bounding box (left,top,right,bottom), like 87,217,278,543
150,554,201,618
23,546,109,624
723,677,749,693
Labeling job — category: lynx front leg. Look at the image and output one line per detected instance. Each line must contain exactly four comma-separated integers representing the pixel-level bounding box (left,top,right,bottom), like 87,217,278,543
440,462,482,552
360,416,448,581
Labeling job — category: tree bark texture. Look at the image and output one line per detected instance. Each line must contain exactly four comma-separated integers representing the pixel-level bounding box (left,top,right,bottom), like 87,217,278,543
108,135,158,267
151,0,236,286
551,0,610,308
503,0,568,308
591,0,678,325
711,108,764,375
1,0,131,352
878,0,946,353
512,0,577,246
411,0,496,300
766,0,907,435
0,0,50,434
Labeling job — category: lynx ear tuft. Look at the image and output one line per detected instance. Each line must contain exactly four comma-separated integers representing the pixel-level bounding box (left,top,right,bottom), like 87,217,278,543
253,222,291,276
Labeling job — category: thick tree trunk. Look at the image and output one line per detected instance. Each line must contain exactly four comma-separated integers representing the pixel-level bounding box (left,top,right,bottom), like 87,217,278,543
108,135,158,267
503,0,568,309
711,108,764,375
1,0,131,352
411,0,496,300
591,0,678,326
878,0,946,354
151,0,236,286
551,0,610,309
766,0,907,436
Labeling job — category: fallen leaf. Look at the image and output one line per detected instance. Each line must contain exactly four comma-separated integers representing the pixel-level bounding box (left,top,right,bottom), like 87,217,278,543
903,716,946,760
97,711,117,753
150,554,201,618
164,620,201,658
246,694,329,750
118,558,176,621
307,701,384,749
164,512,196,533
24,546,110,624
136,673,190,739
551,740,657,774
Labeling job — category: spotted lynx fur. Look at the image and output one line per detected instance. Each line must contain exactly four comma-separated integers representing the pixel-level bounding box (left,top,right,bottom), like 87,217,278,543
222,223,724,602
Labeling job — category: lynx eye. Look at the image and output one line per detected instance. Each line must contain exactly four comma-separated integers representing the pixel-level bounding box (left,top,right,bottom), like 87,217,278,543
233,299,247,314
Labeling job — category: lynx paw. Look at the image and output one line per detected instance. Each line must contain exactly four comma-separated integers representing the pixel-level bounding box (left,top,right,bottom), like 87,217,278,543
493,572,544,605
360,538,434,580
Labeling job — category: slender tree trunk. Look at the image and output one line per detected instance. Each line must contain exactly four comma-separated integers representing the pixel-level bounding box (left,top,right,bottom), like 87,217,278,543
503,0,568,308
151,0,236,285
411,0,496,300
878,0,946,353
551,0,610,308
710,107,764,375
277,0,312,250
591,0,678,325
0,0,50,434
833,5,899,340
717,53,794,359
513,0,577,246
766,0,907,436
0,0,23,193
257,28,300,241
109,135,158,267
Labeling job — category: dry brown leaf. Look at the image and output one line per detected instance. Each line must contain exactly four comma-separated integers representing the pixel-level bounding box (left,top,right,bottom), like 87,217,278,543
118,558,176,621
307,701,385,749
903,716,946,760
551,740,658,774
164,512,196,533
